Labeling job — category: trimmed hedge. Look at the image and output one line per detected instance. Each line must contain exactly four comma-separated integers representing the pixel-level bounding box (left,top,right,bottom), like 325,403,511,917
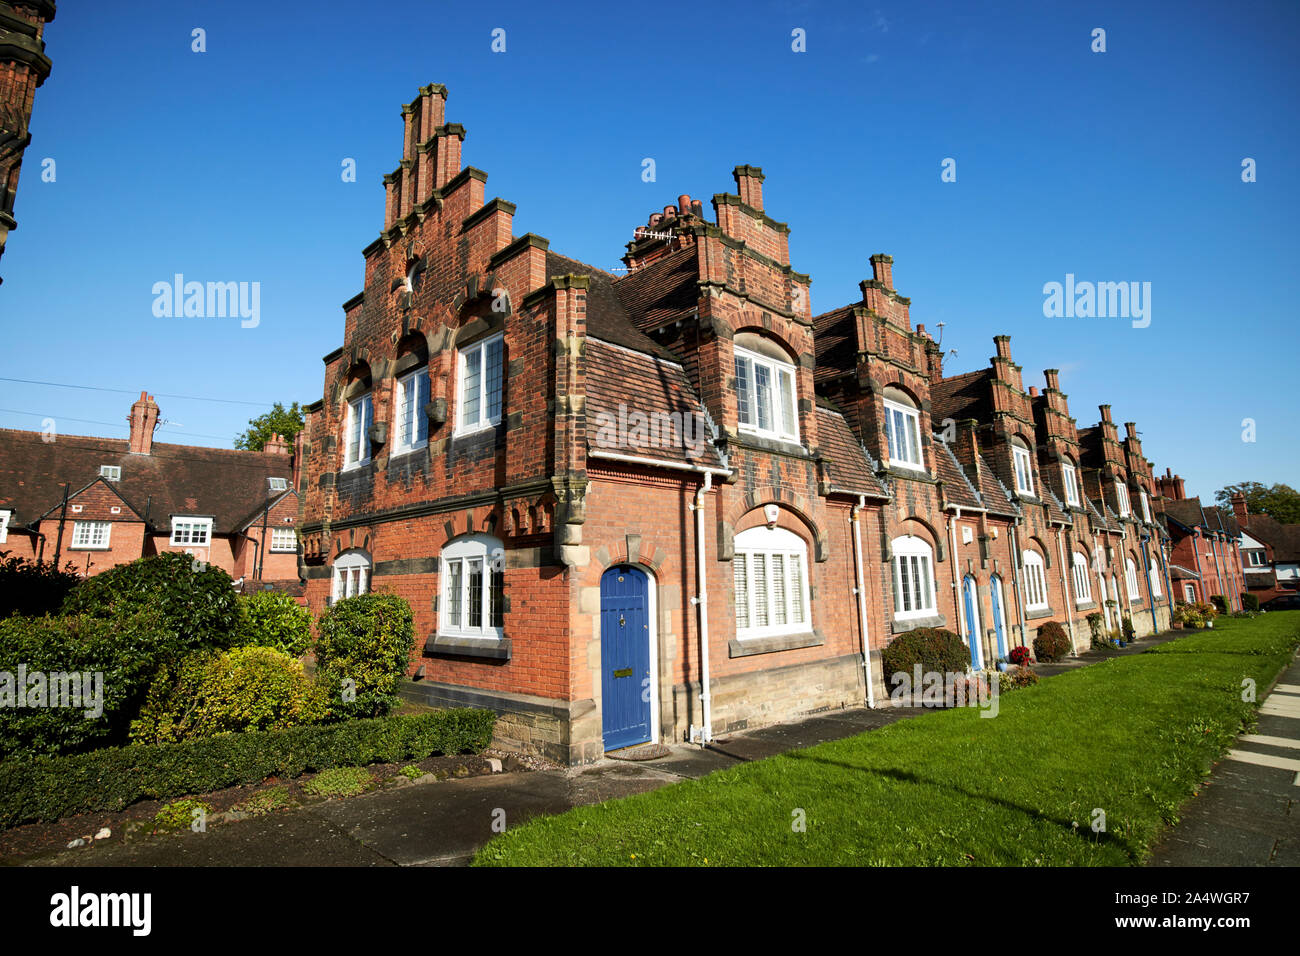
0,708,495,829
0,552,81,620
315,593,414,719
881,627,970,684
239,590,314,658
1241,592,1260,612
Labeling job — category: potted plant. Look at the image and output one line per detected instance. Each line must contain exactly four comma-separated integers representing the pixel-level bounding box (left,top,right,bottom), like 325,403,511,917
1009,645,1033,667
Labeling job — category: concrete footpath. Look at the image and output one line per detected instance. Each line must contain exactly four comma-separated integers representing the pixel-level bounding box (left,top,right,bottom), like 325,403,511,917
1147,652,1300,866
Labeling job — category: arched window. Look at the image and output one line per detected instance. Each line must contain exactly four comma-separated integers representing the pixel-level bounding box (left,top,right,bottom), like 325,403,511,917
1125,557,1141,599
1011,437,1034,496
332,549,370,601
892,534,937,620
1022,550,1049,610
733,525,810,638
734,334,799,443
1071,551,1092,603
441,534,505,639
1061,458,1081,507
882,387,924,471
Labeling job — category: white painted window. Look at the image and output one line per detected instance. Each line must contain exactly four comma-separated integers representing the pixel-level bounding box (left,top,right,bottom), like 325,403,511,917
270,527,296,552
882,399,924,470
394,367,431,454
1149,560,1162,597
1140,489,1152,523
1012,441,1034,496
733,526,811,638
1247,550,1266,567
1022,550,1048,610
734,346,799,444
71,520,111,550
1062,461,1080,507
99,465,121,482
1183,583,1196,602
1072,551,1092,604
343,393,373,469
441,534,505,639
268,477,289,492
1125,557,1141,599
458,334,504,433
332,549,370,602
892,535,937,620
1115,482,1131,517
0,509,10,544
170,517,213,547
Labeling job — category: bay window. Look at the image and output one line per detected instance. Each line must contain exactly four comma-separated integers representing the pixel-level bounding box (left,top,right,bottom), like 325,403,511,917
733,526,810,638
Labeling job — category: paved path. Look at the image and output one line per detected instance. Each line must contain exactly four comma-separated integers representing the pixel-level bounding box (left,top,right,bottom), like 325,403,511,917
1147,653,1300,866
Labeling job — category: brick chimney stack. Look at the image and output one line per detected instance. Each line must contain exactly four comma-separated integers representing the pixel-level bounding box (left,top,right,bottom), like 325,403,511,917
1230,492,1248,523
264,432,290,456
1043,369,1061,392
869,254,893,291
953,419,983,485
1156,467,1186,501
1028,385,1039,397
733,165,764,210
1125,422,1138,440
127,391,159,455
994,335,1012,361
1099,404,1113,424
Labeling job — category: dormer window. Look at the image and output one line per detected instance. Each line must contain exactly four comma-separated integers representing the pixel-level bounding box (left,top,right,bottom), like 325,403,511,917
1011,439,1034,496
1115,482,1131,517
99,465,121,482
268,477,289,492
1062,460,1080,507
1140,489,1152,523
882,387,923,471
734,342,799,444
171,516,213,547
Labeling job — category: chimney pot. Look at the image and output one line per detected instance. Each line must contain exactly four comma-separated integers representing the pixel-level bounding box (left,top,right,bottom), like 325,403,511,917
678,194,691,215
663,205,676,220
1029,385,1039,397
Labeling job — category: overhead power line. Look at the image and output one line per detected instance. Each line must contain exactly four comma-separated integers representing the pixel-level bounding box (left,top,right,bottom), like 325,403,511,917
0,376,278,409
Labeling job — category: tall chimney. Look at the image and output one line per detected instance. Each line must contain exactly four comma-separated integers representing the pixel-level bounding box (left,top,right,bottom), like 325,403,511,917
1099,404,1112,424
1230,492,1248,523
993,335,1011,360
1044,369,1061,392
733,165,764,211
128,391,160,455
1028,385,1039,397
869,253,893,290
1124,422,1138,440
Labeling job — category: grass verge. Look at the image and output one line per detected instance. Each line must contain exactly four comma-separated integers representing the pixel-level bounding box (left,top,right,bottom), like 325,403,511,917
474,612,1300,867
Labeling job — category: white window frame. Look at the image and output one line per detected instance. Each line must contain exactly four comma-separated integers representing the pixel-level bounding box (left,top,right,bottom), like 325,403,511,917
170,516,213,547
1062,461,1080,507
882,399,924,471
71,520,111,550
1247,550,1266,567
268,477,289,492
1140,489,1152,524
0,509,10,544
343,393,373,470
270,527,297,553
1149,559,1162,597
99,465,121,482
440,534,505,640
457,334,504,435
891,535,938,620
1183,583,1196,602
1115,482,1131,518
734,345,800,444
1012,443,1034,496
392,366,431,455
1072,552,1092,604
332,549,370,602
733,526,811,639
1125,558,1141,600
1022,550,1049,611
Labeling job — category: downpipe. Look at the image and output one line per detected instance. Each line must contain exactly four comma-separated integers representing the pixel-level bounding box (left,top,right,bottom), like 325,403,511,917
852,495,876,708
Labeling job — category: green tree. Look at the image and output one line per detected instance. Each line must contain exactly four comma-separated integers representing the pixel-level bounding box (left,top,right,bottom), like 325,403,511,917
235,401,304,451
1216,482,1300,524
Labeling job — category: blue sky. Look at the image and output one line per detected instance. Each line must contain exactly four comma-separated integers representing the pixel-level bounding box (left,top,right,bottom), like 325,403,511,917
2,0,1296,501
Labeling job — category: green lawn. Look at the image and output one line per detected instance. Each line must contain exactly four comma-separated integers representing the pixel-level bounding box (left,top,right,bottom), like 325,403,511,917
473,612,1300,867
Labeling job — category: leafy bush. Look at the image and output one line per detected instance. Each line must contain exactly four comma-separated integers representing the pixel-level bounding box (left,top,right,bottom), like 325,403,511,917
1086,612,1105,643
1008,646,1033,666
1193,601,1218,621
1241,593,1260,612
234,786,295,817
154,798,211,832
1121,615,1135,641
997,666,1039,692
399,764,424,780
315,593,414,719
1210,595,1227,614
0,552,82,620
62,552,244,658
1032,621,1071,662
0,709,495,828
0,611,172,759
303,766,372,797
239,591,313,658
881,627,970,685
130,645,327,744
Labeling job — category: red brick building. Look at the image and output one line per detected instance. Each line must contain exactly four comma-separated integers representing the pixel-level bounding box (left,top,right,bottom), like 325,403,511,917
0,0,55,284
0,392,301,588
1230,493,1300,601
1155,470,1245,608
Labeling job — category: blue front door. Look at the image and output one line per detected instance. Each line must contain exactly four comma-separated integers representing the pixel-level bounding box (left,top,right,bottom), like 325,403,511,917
963,575,982,669
990,574,1008,659
600,565,652,751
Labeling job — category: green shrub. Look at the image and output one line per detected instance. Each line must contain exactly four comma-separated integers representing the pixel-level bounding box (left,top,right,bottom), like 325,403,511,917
399,764,424,780
239,591,313,657
997,666,1039,692
130,645,327,744
0,709,495,829
303,766,372,797
881,627,970,685
1121,615,1135,641
234,786,295,816
154,797,211,832
1210,594,1227,614
1032,621,1071,662
1241,593,1260,612
62,552,244,657
0,552,82,620
0,611,172,759
315,593,414,719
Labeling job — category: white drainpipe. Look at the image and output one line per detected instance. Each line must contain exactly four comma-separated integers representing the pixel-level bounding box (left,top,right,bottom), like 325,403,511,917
690,471,713,745
1055,527,1079,656
948,508,970,654
1009,520,1028,648
852,495,876,708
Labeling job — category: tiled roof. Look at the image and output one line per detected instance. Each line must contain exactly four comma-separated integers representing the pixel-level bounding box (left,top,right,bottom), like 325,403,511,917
812,304,858,385
0,428,295,534
1241,513,1300,562
815,406,888,499
545,252,677,361
1086,496,1113,531
933,439,982,510
1169,564,1200,581
1041,486,1072,525
974,453,1018,517
931,370,990,424
584,339,726,472
612,247,699,332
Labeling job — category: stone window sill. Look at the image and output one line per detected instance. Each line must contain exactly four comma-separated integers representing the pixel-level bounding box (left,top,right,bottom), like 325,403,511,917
891,613,946,634
1025,607,1055,621
424,633,512,661
728,630,825,658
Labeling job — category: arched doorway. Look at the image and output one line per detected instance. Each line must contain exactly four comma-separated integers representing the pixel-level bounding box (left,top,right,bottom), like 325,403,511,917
962,575,983,670
989,574,1009,660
